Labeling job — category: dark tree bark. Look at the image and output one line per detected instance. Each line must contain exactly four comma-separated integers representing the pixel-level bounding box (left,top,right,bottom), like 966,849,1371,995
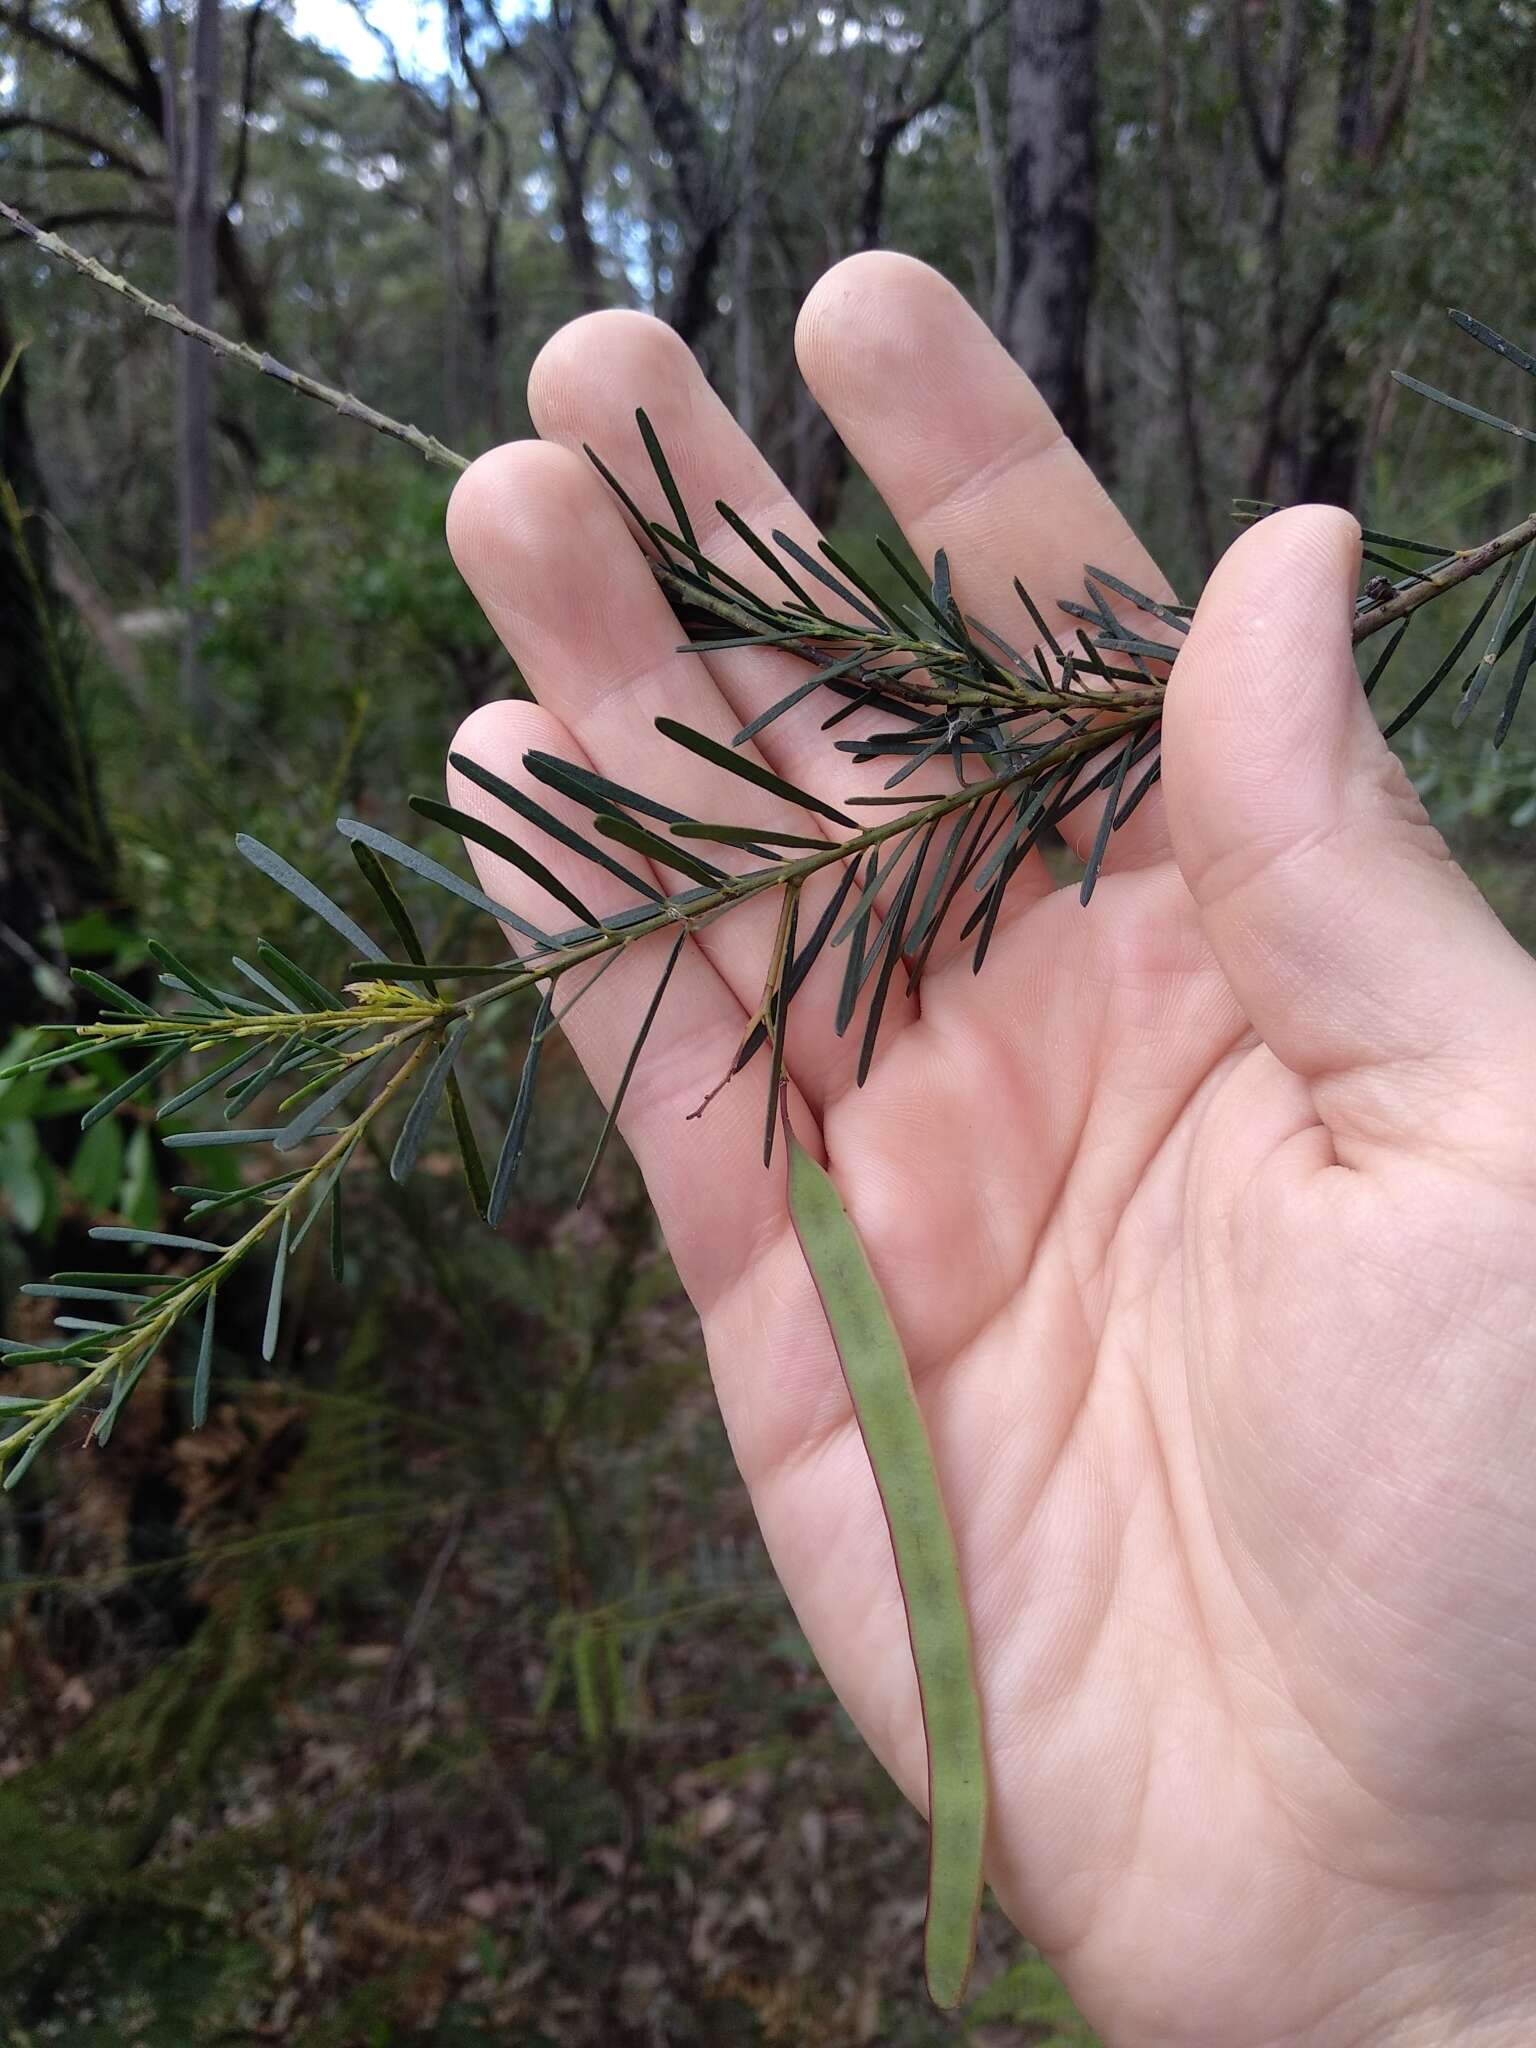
1232,0,1308,500
732,0,764,439
0,0,270,344
1157,0,1215,569
590,0,725,343
0,298,119,1025
500,0,618,316
1001,0,1100,455
1298,0,1432,508
164,0,223,722
801,4,1002,526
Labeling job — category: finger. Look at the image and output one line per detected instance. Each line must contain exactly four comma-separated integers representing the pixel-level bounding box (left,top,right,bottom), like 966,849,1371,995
445,438,915,1108
794,251,1174,884
526,307,1060,944
1162,504,1536,1168
449,698,830,1327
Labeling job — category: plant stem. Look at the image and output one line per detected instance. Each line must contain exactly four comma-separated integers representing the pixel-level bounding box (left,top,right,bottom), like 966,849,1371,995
8,200,1530,664
0,199,469,475
0,1034,436,1473
1350,509,1536,645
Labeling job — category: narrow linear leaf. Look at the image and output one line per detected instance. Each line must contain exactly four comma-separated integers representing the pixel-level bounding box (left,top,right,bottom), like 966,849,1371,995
1382,559,1514,739
733,652,872,746
1449,309,1536,381
231,955,300,1011
651,525,783,616
858,849,924,1085
1082,563,1189,636
655,716,855,828
147,941,234,1010
584,440,672,557
871,535,963,643
351,841,430,971
181,1169,299,1219
1080,736,1137,905
157,1042,266,1120
290,1137,359,1252
192,1290,216,1428
391,1021,468,1183
931,548,952,620
95,1354,152,1447
262,1213,290,1363
730,854,864,1074
487,989,552,1227
672,821,828,851
72,969,154,1018
762,892,799,1168
237,834,386,961
446,1071,490,1221
1114,754,1163,828
413,794,602,928
336,819,556,949
1392,372,1536,445
21,1284,153,1305
714,497,818,608
595,813,724,887
1014,577,1067,665
163,1126,296,1149
770,528,889,630
1494,598,1536,747
523,749,698,835
80,1044,183,1129
90,1226,222,1254
833,824,929,950
577,930,687,1206
1357,522,1457,558
274,1048,389,1152
48,1271,180,1289
254,941,341,1013
3,1411,67,1490
636,408,697,553
1456,544,1533,726
1363,619,1411,700
449,753,664,904
816,538,895,628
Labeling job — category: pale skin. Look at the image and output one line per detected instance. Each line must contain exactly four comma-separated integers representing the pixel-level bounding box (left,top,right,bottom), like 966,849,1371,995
444,254,1536,2047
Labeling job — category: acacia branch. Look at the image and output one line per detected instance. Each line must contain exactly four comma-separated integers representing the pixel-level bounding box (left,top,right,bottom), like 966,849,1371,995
0,201,467,473
7,201,1529,666
1349,511,1536,644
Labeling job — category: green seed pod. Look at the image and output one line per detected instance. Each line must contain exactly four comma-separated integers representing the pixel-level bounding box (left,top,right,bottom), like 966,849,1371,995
784,1115,988,2009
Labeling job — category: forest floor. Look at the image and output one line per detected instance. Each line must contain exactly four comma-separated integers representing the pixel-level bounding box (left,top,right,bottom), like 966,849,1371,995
1,836,1528,2048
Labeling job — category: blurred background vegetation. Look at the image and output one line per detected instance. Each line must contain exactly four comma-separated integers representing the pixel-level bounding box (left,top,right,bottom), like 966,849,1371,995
1,0,1534,2039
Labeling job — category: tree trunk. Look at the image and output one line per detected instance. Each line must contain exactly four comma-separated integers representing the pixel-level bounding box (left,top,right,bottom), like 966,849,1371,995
0,299,119,1025
1157,0,1215,569
732,0,764,439
1002,0,1100,453
166,0,222,725
967,0,1010,332
1297,0,1431,508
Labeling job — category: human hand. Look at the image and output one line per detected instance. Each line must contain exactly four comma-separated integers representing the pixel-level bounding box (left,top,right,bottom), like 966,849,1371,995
444,254,1536,2047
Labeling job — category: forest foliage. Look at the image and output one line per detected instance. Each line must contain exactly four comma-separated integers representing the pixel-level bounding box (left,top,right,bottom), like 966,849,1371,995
1,0,1535,2040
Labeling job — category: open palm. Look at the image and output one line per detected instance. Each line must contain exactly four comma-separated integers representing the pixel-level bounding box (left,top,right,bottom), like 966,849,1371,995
446,256,1536,2047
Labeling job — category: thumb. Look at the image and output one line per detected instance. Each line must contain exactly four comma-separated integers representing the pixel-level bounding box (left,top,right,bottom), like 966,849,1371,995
1163,504,1536,1163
